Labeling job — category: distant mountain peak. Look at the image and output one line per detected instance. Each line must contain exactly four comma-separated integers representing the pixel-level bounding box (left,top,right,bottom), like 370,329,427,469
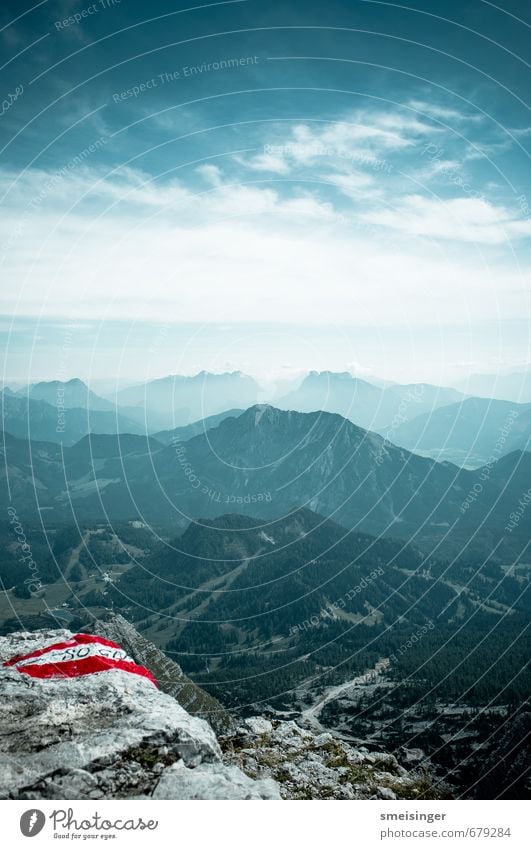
19,378,115,414
241,403,277,424
114,372,260,429
64,377,87,387
307,370,353,380
28,377,88,390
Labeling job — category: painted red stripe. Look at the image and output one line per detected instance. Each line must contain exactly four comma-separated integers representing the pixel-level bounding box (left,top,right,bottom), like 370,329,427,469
14,656,158,686
3,633,124,666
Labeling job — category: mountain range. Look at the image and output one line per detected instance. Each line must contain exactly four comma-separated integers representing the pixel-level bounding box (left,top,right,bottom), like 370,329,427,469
275,371,465,431
20,378,115,411
455,370,531,403
153,409,244,445
113,371,260,429
1,390,147,445
392,397,531,467
2,404,529,560
6,373,530,472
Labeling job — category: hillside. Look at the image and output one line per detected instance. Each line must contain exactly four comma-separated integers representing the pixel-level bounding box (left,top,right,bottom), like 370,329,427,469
153,408,243,445
1,404,530,560
1,391,149,445
107,508,529,714
393,397,531,467
455,370,531,404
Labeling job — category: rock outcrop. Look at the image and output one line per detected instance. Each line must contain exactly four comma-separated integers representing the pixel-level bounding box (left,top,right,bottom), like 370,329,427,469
0,628,279,800
87,614,232,734
221,718,452,800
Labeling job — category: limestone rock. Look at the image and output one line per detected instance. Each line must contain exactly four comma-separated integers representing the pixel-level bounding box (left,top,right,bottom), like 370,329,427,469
376,786,397,800
398,747,426,767
151,762,279,800
221,716,450,801
0,628,278,801
88,614,232,734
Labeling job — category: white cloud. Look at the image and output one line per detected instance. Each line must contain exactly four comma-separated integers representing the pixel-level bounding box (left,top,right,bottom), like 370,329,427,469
361,195,531,243
420,158,462,178
463,139,514,161
236,108,440,177
0,164,529,336
291,113,435,154
407,100,482,123
195,164,223,185
233,152,291,175
325,171,378,200
346,361,374,377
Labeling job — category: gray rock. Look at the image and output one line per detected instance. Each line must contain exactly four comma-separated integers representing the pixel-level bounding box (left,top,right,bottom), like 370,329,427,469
89,615,232,734
222,716,447,801
398,747,426,767
0,628,279,801
243,717,273,736
376,786,397,800
151,762,280,800
313,733,334,746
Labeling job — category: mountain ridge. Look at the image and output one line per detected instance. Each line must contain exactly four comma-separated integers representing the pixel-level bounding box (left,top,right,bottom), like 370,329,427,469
392,396,531,467
2,404,529,559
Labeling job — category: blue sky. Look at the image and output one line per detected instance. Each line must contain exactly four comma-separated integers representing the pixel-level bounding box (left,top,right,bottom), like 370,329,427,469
1,0,530,384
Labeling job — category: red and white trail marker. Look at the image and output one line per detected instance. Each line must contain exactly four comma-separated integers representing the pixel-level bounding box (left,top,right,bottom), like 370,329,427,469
3,633,157,686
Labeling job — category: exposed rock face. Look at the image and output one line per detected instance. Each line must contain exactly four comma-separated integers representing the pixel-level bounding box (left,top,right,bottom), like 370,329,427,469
88,615,232,734
0,628,279,800
221,718,452,801
150,762,280,800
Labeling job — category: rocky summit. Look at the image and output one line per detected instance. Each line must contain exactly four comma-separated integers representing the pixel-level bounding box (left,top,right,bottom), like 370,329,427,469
0,620,450,801
0,627,278,800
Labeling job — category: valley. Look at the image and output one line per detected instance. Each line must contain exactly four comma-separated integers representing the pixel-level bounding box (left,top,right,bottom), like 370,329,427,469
1,374,529,800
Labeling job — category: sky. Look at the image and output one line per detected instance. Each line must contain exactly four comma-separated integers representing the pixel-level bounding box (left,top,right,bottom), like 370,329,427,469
0,0,530,385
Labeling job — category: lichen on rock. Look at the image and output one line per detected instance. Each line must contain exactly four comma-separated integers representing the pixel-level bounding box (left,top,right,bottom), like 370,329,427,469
220,717,452,801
